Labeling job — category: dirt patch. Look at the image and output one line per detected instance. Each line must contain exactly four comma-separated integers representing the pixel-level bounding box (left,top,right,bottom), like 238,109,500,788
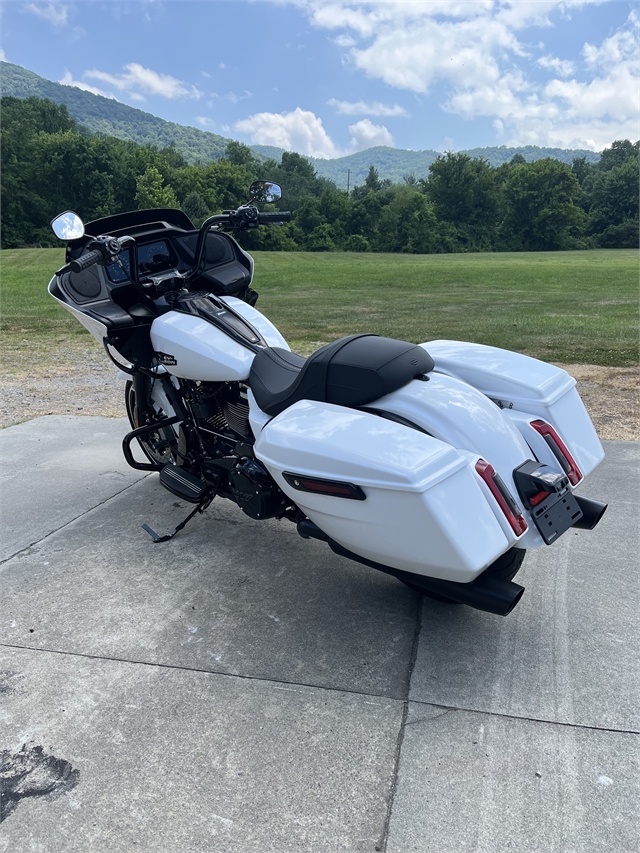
553,363,639,441
0,336,637,439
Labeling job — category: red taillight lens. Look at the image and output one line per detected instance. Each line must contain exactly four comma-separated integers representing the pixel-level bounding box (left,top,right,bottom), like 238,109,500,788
529,490,550,506
299,479,352,496
475,459,528,536
283,472,366,501
530,420,582,486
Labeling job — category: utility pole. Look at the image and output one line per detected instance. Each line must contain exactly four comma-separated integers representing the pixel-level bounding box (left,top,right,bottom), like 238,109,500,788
346,169,351,198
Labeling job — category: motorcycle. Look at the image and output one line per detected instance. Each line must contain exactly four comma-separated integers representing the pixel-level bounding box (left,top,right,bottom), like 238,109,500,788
48,181,607,617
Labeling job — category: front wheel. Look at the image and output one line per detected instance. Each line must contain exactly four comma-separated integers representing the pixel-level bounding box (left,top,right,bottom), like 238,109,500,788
400,547,526,603
125,379,177,467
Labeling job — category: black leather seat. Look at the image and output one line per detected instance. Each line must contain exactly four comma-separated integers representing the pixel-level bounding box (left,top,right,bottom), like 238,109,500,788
249,334,434,417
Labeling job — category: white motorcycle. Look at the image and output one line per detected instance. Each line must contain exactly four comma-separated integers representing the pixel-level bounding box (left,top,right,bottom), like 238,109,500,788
48,182,607,617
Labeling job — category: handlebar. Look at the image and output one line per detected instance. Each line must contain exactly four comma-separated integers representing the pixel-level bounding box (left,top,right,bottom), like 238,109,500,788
60,205,292,286
69,249,103,274
258,211,292,224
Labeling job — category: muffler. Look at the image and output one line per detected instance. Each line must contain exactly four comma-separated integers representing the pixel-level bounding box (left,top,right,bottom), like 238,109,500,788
297,519,524,616
572,496,608,530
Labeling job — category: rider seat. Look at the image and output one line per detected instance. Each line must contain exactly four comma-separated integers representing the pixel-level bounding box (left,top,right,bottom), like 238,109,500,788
249,334,434,417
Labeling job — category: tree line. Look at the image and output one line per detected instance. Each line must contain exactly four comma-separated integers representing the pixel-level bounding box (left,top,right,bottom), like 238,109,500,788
2,96,637,252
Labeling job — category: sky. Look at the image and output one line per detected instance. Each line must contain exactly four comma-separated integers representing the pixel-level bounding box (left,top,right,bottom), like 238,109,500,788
1,0,638,157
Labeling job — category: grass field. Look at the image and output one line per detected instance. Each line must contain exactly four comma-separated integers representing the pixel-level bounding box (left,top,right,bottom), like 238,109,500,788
1,247,638,366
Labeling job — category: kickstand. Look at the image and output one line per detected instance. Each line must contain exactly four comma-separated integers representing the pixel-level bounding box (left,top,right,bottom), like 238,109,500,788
143,494,214,543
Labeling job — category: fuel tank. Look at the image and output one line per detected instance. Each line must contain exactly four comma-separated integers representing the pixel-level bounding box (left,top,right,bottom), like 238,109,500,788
150,298,289,382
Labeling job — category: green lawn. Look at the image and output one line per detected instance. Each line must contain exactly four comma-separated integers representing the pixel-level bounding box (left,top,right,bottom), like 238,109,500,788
1,248,638,366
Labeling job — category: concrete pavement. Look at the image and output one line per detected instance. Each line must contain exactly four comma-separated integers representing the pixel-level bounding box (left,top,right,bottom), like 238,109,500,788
1,416,638,852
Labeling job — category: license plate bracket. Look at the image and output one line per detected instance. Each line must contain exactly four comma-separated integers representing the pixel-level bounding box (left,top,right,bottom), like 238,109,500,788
532,490,583,544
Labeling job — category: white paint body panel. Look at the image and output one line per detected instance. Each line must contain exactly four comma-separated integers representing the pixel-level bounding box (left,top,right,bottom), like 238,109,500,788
254,400,510,582
150,311,253,381
370,374,537,548
248,389,272,438
423,340,604,477
48,276,108,344
150,304,289,382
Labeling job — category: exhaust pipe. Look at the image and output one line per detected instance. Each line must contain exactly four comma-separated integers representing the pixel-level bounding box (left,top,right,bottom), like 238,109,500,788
572,496,608,530
404,570,525,616
297,519,524,616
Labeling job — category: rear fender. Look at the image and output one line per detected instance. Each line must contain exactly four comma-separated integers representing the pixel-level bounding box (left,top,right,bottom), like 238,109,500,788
372,372,544,548
373,372,530,480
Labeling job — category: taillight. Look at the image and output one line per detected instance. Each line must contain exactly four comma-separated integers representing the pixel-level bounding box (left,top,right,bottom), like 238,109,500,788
283,473,366,501
529,490,550,506
475,459,528,536
530,420,582,486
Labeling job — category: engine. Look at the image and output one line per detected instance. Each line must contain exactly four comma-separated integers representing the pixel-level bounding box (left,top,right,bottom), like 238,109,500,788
229,458,288,520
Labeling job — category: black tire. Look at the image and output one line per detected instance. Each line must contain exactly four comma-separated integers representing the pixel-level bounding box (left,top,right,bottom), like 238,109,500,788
400,547,526,603
125,379,177,467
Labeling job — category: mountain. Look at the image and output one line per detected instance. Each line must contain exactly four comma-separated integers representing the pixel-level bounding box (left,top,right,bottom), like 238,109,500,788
313,147,441,188
256,145,602,188
1,61,601,187
0,61,229,163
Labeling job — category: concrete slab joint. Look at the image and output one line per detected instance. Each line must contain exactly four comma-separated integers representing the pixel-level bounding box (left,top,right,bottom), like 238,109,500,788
0,417,638,851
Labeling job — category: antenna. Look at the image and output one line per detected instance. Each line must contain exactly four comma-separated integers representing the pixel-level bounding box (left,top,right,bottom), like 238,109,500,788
346,169,351,197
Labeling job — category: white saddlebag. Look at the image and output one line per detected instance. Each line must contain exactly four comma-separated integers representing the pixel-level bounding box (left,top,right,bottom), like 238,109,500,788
254,400,511,583
424,341,604,477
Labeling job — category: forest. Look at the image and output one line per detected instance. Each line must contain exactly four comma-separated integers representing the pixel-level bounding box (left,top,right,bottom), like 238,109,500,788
2,96,638,253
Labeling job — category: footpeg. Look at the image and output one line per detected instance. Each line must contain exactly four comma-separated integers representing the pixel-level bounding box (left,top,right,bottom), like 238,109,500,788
159,464,208,503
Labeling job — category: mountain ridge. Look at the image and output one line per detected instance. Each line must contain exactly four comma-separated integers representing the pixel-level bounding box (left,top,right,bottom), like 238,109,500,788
1,61,601,188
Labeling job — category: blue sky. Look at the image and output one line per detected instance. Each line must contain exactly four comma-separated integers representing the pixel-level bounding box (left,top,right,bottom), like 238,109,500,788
1,1,638,156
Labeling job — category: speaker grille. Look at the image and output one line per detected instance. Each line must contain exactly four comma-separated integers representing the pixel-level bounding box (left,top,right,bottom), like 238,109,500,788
65,267,102,301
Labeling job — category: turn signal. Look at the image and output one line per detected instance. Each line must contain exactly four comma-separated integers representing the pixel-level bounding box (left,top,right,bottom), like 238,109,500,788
475,459,528,536
530,420,582,486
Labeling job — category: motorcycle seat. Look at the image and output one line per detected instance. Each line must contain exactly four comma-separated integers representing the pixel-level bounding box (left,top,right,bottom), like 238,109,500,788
249,334,434,417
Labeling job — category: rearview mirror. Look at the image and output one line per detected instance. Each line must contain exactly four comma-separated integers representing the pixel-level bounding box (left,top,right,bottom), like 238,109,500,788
249,181,282,205
51,211,85,241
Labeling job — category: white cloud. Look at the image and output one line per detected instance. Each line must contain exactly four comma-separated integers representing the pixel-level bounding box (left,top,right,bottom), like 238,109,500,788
536,55,575,77
235,108,342,158
333,34,356,47
545,65,638,122
25,3,68,27
288,1,638,149
0,49,7,62
582,9,639,69
196,116,214,128
350,17,520,93
348,118,394,150
85,63,202,100
234,106,395,157
59,71,115,99
327,98,408,116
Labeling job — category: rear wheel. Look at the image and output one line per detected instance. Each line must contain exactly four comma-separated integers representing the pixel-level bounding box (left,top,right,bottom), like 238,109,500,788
125,379,177,466
400,547,526,603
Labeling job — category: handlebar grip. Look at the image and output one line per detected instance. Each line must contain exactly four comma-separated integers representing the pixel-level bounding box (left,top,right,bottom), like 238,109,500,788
69,249,103,274
257,211,292,224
